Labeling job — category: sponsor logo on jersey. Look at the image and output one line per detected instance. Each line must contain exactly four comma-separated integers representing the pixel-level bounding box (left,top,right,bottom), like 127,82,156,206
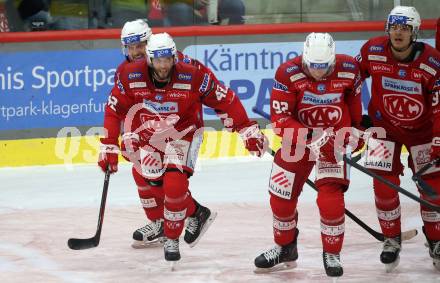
286,65,299,73
302,92,342,105
398,69,406,78
133,90,150,97
331,80,351,90
168,91,188,99
411,69,423,80
178,73,192,81
269,163,294,200
128,72,142,80
355,54,362,63
273,80,288,91
182,56,191,64
429,57,440,69
337,72,355,79
155,94,163,101
420,63,437,76
140,151,163,179
298,105,342,127
116,77,125,94
342,62,356,69
382,77,421,95
369,45,384,52
317,84,326,92
370,62,393,73
129,82,147,88
199,73,210,93
290,72,306,82
294,80,310,90
368,55,387,62
144,100,179,113
434,79,440,88
383,93,424,121
364,138,394,172
172,83,191,90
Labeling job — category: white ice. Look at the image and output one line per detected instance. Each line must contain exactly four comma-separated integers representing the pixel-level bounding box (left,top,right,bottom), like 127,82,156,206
0,155,439,283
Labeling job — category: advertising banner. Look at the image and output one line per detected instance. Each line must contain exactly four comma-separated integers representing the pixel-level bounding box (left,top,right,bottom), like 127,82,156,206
0,39,434,131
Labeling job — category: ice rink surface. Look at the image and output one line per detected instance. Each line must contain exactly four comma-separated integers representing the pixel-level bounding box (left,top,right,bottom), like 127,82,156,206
1,155,440,283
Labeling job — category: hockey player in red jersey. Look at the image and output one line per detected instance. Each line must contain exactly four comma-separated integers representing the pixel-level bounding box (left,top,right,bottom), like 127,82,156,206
102,19,219,249
356,6,440,272
254,33,363,277
99,32,267,262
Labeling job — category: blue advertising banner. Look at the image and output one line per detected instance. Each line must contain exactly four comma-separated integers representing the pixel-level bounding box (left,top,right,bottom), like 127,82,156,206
0,39,434,131
0,48,120,130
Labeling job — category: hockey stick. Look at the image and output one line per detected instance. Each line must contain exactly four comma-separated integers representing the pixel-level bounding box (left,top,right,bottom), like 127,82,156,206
253,107,417,241
344,157,440,212
411,158,440,198
68,169,111,250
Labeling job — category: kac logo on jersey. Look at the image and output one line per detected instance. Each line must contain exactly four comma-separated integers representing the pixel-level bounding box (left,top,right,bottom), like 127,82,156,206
342,62,356,69
369,45,384,52
398,69,406,78
128,72,142,80
178,73,192,81
298,105,342,127
429,57,440,69
317,84,326,92
383,94,423,121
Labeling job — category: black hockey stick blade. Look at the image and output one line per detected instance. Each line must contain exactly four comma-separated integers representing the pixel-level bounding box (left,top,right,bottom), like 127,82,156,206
68,169,111,250
68,237,99,250
411,158,440,198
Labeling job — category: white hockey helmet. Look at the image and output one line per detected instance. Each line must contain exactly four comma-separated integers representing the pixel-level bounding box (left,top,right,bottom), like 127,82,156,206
386,6,421,38
146,32,177,63
120,19,152,57
302,33,336,75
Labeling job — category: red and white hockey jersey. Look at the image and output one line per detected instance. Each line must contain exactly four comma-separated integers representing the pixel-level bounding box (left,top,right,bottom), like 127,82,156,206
270,55,362,142
102,57,251,147
357,36,440,144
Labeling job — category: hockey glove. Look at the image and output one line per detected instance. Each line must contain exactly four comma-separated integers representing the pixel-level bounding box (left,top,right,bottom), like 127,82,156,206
238,121,268,157
98,143,119,173
121,132,140,163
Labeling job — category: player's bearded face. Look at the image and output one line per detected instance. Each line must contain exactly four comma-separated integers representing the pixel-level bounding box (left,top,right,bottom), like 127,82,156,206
152,57,174,81
128,42,147,61
389,24,412,51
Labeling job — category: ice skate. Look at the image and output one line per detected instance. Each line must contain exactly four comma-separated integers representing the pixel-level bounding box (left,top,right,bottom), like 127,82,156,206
164,237,181,270
184,202,217,248
323,252,343,277
254,229,299,273
423,227,440,271
380,235,401,272
131,219,164,249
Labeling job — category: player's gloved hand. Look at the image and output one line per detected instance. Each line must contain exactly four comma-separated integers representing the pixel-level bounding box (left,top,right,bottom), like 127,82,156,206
305,128,335,159
98,143,119,173
121,132,140,162
430,137,440,162
238,121,268,157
